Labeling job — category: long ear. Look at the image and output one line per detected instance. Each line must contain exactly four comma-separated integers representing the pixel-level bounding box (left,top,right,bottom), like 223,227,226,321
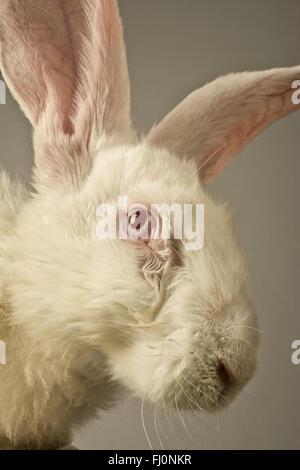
0,0,133,189
147,67,300,185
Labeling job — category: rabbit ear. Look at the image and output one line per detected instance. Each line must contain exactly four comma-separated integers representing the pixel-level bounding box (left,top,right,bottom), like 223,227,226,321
0,0,84,134
147,66,300,185
0,0,132,188
74,0,132,139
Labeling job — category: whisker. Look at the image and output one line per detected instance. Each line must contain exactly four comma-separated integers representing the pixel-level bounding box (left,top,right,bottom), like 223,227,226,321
141,398,153,450
197,143,228,175
161,389,176,447
178,382,208,422
153,403,164,450
181,373,219,409
175,387,202,448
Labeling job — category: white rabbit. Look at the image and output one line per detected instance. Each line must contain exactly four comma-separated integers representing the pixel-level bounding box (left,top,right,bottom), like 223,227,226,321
0,0,299,450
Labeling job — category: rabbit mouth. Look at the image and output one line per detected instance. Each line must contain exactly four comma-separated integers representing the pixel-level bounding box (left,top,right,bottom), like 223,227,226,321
157,349,256,413
167,372,241,413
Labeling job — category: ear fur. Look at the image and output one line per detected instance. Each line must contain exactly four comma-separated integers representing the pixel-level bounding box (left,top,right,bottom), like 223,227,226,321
147,66,300,184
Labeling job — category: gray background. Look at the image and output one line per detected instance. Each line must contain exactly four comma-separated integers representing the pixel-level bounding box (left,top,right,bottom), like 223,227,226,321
0,0,299,450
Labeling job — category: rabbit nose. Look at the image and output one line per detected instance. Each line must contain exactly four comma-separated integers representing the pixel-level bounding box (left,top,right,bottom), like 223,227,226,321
217,361,235,391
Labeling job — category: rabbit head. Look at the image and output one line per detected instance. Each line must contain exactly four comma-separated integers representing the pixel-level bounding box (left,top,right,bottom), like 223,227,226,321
0,0,299,416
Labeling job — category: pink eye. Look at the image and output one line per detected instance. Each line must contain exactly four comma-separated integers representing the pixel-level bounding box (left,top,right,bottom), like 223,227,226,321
128,206,152,241
128,209,144,232
119,204,161,242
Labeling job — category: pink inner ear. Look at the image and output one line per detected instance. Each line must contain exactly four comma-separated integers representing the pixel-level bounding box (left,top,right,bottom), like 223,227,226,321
0,0,85,131
0,0,132,134
43,1,85,134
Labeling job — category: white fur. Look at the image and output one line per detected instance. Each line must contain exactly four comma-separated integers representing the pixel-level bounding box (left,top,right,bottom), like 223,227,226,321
0,0,298,450
0,142,258,449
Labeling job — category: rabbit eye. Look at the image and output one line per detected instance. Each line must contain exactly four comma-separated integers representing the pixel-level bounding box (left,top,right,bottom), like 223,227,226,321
127,205,157,241
118,203,162,243
128,209,143,230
